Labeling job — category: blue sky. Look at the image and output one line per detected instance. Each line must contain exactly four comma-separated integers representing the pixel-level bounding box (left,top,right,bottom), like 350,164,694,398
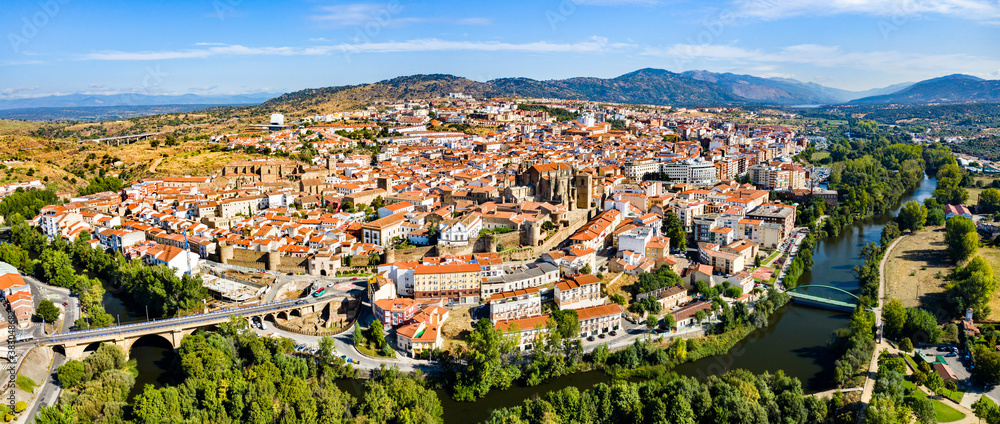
2,0,999,99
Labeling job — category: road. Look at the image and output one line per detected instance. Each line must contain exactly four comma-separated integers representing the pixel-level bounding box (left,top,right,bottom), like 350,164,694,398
22,274,77,336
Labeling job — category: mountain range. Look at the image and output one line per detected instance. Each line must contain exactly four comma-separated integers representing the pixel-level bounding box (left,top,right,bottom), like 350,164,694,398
261,69,1000,112
6,70,1000,121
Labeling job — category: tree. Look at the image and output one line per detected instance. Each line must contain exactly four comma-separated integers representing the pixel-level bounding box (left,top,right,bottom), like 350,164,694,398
551,309,580,340
371,196,385,210
945,216,979,262
725,286,743,298
882,299,907,338
36,299,60,324
951,256,998,319
580,264,592,275
56,360,85,388
646,316,659,333
904,308,942,344
369,320,387,351
899,338,913,352
353,324,364,346
909,397,935,424
897,201,927,232
661,314,676,330
661,211,687,250
318,336,336,362
694,310,707,322
973,397,1000,424
974,345,1000,385
980,188,1000,214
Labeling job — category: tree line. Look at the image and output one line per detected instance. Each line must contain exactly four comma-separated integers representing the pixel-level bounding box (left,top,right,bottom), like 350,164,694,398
39,318,444,424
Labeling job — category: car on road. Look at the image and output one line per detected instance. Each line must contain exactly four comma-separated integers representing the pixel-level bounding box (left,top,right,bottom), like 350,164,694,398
295,300,306,305
587,336,595,341
351,277,358,281
63,302,68,306
313,287,326,297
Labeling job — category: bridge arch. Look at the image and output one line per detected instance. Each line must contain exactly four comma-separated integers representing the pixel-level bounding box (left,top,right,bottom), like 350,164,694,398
128,333,174,358
787,285,861,301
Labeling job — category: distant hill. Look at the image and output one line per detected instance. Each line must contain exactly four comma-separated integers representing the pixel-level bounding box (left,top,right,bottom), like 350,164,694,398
0,93,278,111
682,71,914,104
261,69,942,114
260,69,746,113
0,104,256,121
850,74,1000,104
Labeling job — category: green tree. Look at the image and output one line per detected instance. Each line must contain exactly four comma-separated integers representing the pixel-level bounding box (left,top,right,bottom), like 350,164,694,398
945,216,979,262
661,211,687,250
974,345,1000,385
904,308,942,344
551,309,580,340
36,299,60,324
951,255,998,319
882,298,907,338
580,264,592,275
646,316,659,333
319,336,336,362
661,314,676,330
353,324,364,346
899,338,913,352
56,360,85,388
725,286,743,298
694,310,707,322
897,201,927,232
980,188,1000,214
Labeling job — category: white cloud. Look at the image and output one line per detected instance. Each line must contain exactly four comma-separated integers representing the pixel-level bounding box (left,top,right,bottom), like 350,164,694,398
1,86,41,96
643,42,1000,78
732,0,1000,20
80,37,629,61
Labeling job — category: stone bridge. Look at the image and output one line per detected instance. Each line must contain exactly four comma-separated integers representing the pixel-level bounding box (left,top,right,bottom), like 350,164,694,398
40,297,336,360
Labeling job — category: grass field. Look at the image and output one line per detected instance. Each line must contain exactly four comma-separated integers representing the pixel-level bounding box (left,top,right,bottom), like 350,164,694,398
884,227,954,312
902,380,966,422
810,151,830,162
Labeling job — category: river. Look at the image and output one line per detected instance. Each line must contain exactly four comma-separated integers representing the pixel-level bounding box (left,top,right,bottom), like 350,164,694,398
124,175,937,420
673,174,936,391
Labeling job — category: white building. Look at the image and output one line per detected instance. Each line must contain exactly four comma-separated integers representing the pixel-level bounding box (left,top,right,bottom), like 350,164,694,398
661,158,716,185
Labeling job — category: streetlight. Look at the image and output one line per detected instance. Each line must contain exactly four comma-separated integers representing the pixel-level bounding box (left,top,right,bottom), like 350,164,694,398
145,305,149,322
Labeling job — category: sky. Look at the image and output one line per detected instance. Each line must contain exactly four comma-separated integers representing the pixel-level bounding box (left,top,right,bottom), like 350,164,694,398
2,0,999,99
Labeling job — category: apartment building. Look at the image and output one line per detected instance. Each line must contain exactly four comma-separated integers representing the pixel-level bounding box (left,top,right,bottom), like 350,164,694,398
489,287,542,322
413,262,482,305
362,213,407,247
555,274,603,310
480,262,559,298
494,314,551,351
373,297,420,327
576,304,623,337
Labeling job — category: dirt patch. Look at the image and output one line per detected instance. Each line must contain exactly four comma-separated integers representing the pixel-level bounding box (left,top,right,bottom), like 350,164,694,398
441,306,473,352
605,274,637,301
884,227,954,312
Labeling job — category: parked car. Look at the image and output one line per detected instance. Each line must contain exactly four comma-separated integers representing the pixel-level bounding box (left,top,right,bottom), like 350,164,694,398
946,353,957,357
587,336,595,341
937,346,950,352
598,333,606,339
610,331,618,336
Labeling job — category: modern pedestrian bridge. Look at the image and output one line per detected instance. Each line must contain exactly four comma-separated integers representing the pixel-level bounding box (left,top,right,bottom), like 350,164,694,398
38,297,335,360
786,285,866,313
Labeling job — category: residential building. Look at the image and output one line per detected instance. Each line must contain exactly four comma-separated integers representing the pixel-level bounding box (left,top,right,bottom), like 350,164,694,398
576,304,623,337
555,274,603,310
489,287,542,322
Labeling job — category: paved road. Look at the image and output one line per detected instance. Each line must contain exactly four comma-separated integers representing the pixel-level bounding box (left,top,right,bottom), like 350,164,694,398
22,274,77,336
22,349,65,424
